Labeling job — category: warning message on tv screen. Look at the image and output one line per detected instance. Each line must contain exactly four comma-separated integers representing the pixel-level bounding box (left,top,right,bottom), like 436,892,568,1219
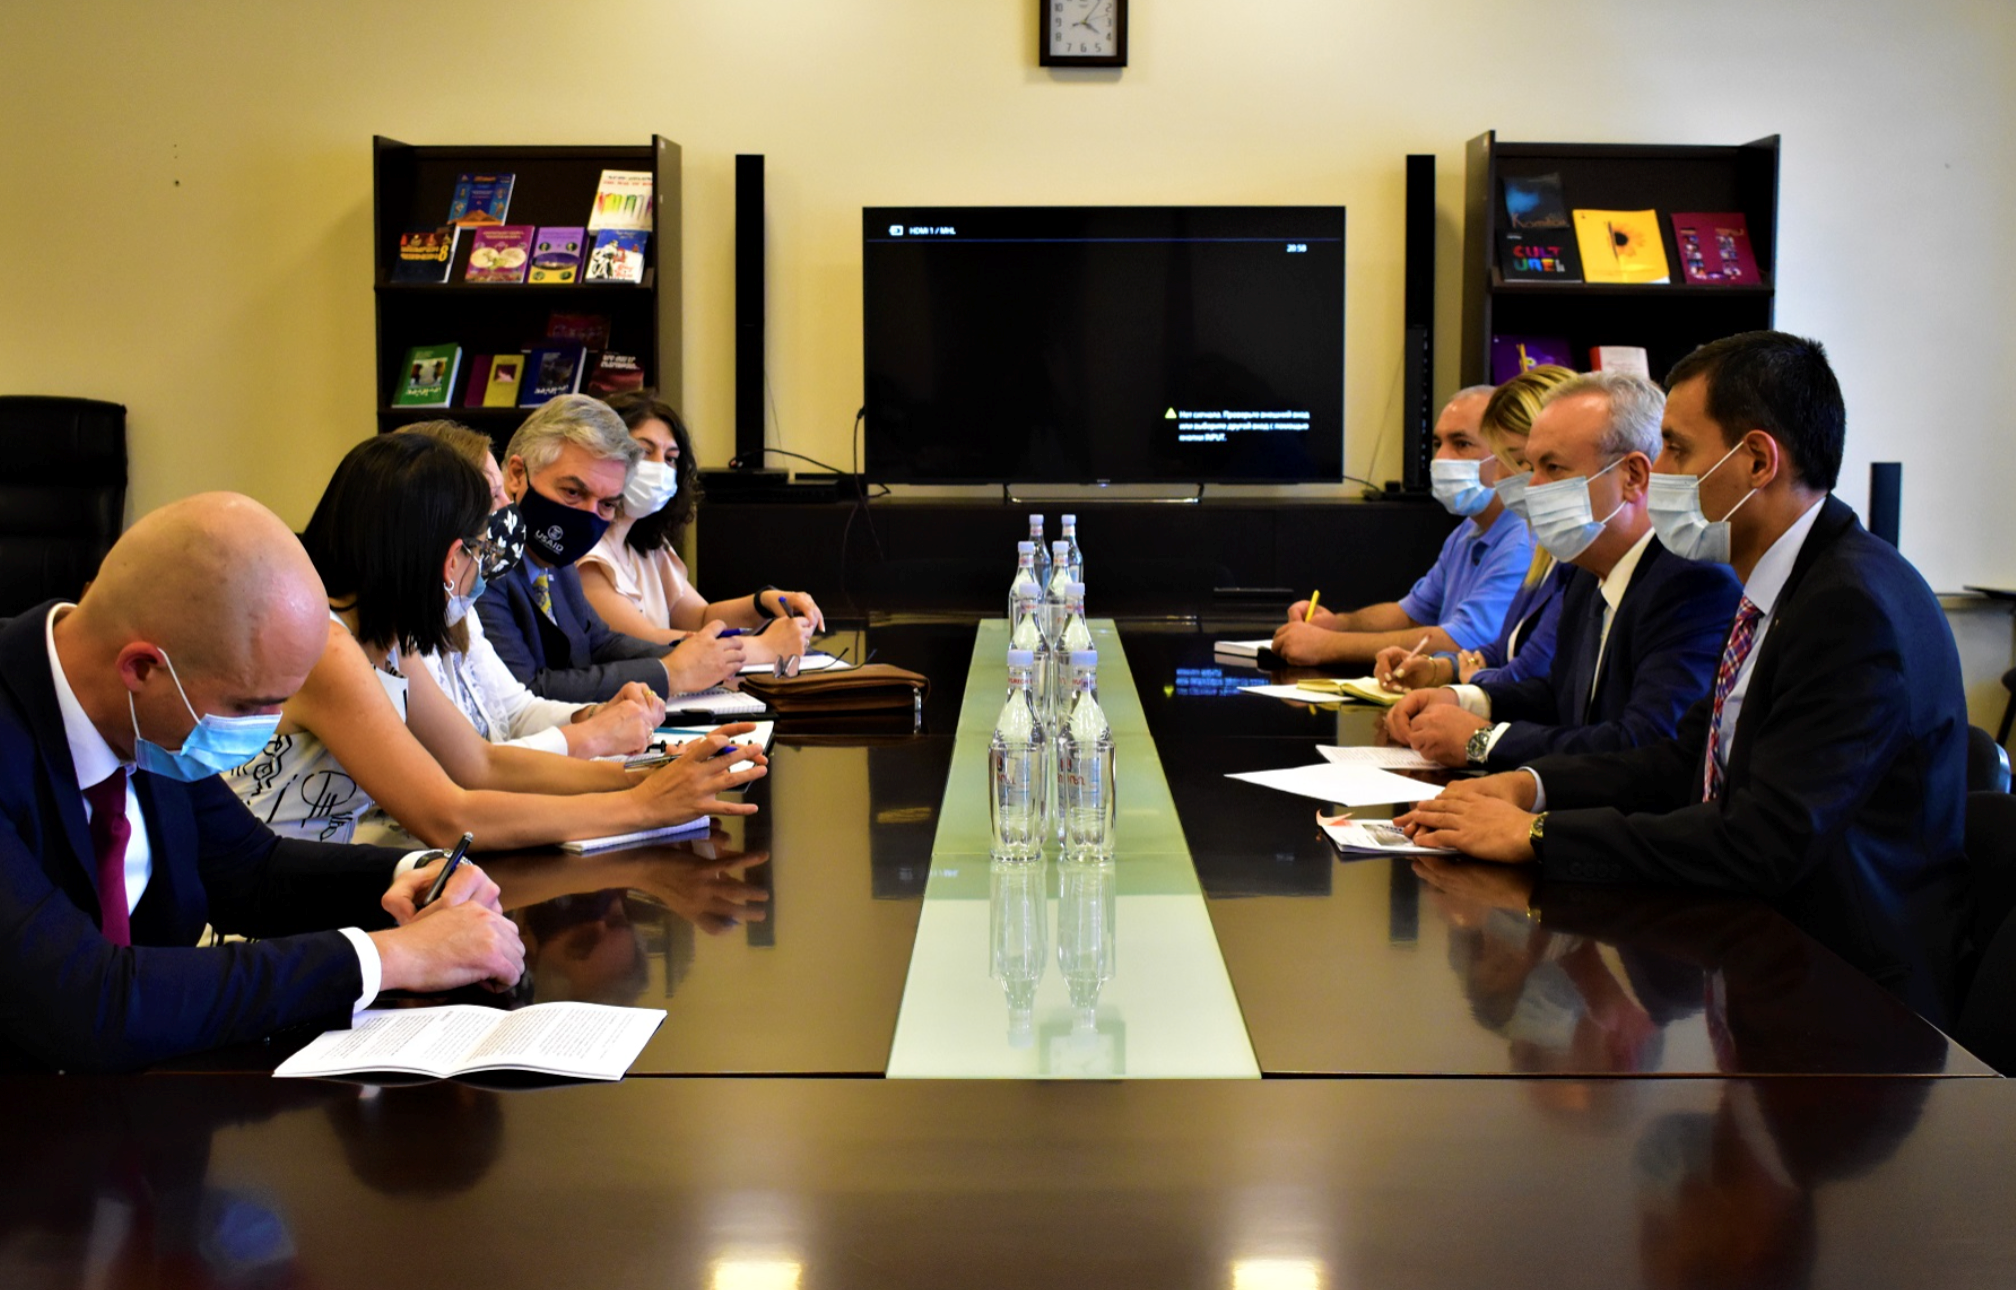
862,206,1345,484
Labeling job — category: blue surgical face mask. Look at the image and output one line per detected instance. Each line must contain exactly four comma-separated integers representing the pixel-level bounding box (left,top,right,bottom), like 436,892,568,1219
446,565,487,627
1524,456,1627,563
1494,470,1534,524
1430,457,1497,517
127,649,282,781
1648,440,1756,564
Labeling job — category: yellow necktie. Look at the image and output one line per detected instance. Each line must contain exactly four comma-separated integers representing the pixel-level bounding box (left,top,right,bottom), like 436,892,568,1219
533,570,555,620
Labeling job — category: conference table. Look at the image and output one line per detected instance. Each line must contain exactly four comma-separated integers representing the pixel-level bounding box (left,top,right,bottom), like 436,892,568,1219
18,617,2015,1287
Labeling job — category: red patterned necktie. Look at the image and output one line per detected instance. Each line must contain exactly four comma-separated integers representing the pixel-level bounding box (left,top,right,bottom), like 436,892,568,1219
1702,598,1763,802
84,768,132,946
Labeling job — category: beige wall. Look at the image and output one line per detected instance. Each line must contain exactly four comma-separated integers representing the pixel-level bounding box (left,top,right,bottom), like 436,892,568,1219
2,0,2011,592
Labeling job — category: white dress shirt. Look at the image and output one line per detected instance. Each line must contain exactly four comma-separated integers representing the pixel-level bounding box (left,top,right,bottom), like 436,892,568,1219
45,604,386,1011
423,609,587,757
1453,528,1655,759
1523,497,1827,812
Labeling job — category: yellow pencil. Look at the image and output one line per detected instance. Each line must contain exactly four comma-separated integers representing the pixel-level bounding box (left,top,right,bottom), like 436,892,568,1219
1304,590,1321,623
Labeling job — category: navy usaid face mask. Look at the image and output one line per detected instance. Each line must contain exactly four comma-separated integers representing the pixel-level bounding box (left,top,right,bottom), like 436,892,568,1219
517,479,609,567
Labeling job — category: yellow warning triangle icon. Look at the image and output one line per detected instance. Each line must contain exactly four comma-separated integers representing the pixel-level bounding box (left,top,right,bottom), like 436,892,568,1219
1164,408,1177,419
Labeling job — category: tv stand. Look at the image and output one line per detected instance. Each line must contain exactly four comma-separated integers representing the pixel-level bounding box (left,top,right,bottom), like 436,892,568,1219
695,494,1456,618
1001,482,1204,505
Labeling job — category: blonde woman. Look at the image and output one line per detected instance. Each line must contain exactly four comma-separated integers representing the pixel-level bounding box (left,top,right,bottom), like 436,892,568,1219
1377,365,1579,690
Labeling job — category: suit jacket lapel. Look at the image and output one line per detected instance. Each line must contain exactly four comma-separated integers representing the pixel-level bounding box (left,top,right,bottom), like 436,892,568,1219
1726,496,1855,774
1585,542,1667,719
0,603,99,888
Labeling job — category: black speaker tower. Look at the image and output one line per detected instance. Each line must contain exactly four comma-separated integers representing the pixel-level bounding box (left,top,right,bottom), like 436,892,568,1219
734,154,766,469
1400,154,1437,493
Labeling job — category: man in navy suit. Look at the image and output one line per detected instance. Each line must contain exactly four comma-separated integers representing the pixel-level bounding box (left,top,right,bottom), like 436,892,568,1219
1401,332,1971,1025
476,395,747,704
1386,372,1741,770
0,493,524,1071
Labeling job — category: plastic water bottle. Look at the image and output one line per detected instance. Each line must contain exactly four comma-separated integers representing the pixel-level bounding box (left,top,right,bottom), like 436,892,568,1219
1060,514,1084,584
989,647,1048,861
1043,540,1073,642
1027,514,1051,593
1052,581,1092,723
1009,586,1052,722
990,859,1048,1049
1055,648,1116,860
1007,541,1041,623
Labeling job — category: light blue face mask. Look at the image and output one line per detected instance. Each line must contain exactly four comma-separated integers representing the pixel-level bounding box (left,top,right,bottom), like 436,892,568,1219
446,568,488,627
1430,457,1498,517
1494,470,1534,524
127,649,282,782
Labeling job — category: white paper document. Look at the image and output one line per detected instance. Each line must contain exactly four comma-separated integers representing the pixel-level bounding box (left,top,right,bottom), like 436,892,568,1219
1238,683,1343,704
1320,817,1455,857
1317,743,1443,772
738,652,850,675
1212,639,1273,658
623,722,774,772
559,816,712,854
274,1003,666,1081
664,688,767,717
1227,762,1444,807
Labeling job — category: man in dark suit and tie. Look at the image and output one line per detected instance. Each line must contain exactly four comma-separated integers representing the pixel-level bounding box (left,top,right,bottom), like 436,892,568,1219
477,394,746,704
1385,372,1742,770
1400,331,1971,1025
0,493,524,1072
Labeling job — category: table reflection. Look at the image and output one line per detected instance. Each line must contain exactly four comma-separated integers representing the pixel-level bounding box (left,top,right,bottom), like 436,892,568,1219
986,860,1123,1076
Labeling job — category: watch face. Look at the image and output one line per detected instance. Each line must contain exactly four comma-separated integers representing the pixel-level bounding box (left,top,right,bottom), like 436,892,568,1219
1049,0,1118,58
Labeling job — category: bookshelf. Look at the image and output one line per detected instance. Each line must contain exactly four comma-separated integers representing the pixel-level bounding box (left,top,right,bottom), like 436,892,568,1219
1460,131,1779,386
371,135,682,451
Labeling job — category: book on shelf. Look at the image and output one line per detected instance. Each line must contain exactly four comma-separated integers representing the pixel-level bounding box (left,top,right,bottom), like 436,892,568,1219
464,225,534,283
584,229,648,283
484,354,526,407
1588,346,1651,378
586,169,653,231
391,225,459,284
1489,334,1573,384
446,172,515,227
1502,172,1571,230
1497,229,1583,283
1671,212,1762,285
1572,209,1671,284
545,312,612,350
528,226,586,284
393,343,462,407
461,354,493,407
585,351,644,397
519,344,586,407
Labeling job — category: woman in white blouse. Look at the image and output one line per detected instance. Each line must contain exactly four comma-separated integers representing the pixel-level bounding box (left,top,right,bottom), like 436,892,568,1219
578,392,823,661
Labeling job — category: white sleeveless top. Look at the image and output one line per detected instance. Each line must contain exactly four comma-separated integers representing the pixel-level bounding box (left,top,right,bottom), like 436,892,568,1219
580,528,693,631
226,613,408,843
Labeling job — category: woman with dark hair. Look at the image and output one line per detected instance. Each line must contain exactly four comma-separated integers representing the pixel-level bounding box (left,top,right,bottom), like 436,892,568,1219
578,392,823,665
224,433,765,850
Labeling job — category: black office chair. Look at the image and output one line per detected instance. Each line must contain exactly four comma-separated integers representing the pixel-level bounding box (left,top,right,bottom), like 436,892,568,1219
1956,790,2016,1074
1966,725,2011,794
0,396,127,616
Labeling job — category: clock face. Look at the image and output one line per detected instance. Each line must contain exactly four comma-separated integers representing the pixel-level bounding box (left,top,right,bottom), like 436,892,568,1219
1049,0,1119,59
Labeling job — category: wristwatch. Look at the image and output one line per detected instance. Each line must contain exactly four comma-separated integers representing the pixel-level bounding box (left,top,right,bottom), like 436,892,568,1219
1527,811,1548,857
1465,726,1493,768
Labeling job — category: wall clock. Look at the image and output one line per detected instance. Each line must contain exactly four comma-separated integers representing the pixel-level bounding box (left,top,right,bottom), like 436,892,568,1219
1041,0,1127,68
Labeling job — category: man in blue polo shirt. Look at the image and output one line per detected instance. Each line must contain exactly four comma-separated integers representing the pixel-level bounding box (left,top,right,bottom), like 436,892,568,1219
1273,387,1533,667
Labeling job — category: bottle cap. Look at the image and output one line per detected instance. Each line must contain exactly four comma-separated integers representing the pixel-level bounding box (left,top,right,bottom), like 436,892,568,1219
1070,649,1099,668
1006,648,1034,668
1012,583,1039,602
1053,540,1070,557
1029,513,1044,525
1062,513,1077,526
1066,582,1085,597
1017,540,1035,553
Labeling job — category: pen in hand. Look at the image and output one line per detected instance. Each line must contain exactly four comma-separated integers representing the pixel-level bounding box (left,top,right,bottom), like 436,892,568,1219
1383,634,1432,692
418,832,475,910
1303,590,1321,623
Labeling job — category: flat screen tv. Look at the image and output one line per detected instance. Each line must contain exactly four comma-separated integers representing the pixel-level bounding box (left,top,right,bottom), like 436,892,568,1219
862,206,1345,485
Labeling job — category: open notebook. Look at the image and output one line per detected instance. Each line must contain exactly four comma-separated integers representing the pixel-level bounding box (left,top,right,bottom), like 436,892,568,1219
275,1003,664,1081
